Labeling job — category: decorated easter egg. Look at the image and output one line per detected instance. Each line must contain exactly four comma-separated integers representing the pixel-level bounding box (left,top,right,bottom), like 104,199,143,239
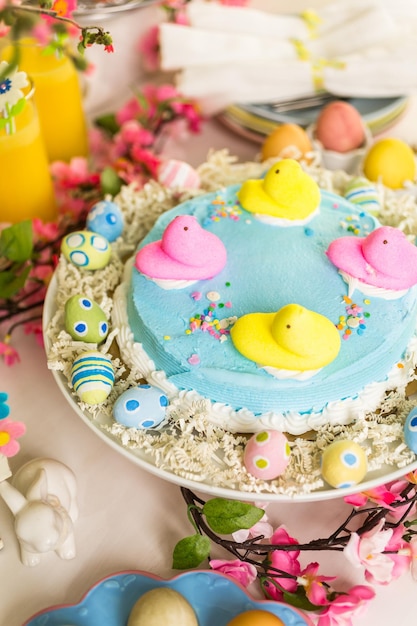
64,295,109,343
113,384,169,429
62,230,111,270
243,431,291,480
86,200,124,242
71,350,114,404
226,610,285,626
261,123,313,163
404,407,417,453
127,588,198,626
363,138,416,189
344,176,380,215
315,100,365,152
321,440,367,489
158,159,201,189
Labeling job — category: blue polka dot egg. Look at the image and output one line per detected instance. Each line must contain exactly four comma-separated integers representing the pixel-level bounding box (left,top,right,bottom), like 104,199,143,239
404,407,417,453
71,350,114,405
113,384,169,429
321,440,367,488
62,231,111,270
65,295,109,344
86,200,124,242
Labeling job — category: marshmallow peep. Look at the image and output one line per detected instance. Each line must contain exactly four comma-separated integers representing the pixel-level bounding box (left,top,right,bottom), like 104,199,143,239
135,215,227,289
231,304,340,380
237,159,320,225
326,225,417,299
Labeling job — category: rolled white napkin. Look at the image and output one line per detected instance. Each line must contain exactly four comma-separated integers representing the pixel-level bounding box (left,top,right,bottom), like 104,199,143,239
159,23,298,70
159,0,417,113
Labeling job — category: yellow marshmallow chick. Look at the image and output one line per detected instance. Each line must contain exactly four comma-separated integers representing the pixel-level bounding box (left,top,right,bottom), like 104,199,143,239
237,159,321,224
231,304,340,377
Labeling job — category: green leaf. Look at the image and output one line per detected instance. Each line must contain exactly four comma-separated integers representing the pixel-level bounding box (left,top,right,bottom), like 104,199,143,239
0,265,31,299
100,167,122,196
203,498,265,534
10,97,25,117
0,221,33,262
282,587,323,612
172,535,211,569
94,113,120,136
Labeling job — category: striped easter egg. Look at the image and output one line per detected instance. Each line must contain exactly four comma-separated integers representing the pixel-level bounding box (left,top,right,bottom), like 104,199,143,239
158,159,200,189
344,177,380,215
71,350,114,404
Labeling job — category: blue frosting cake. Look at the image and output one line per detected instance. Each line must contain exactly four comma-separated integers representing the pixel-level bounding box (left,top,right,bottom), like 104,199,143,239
126,183,417,435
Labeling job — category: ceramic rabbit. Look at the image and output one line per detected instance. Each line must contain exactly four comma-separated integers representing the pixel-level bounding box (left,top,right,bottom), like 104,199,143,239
0,457,78,566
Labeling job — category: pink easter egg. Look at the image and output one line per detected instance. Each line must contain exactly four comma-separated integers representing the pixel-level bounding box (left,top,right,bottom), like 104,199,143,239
316,101,365,153
243,431,291,480
158,159,201,189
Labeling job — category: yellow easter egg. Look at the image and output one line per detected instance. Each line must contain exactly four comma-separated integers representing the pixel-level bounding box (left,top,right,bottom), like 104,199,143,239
321,440,367,489
227,610,285,626
127,588,198,626
261,123,313,163
363,138,416,189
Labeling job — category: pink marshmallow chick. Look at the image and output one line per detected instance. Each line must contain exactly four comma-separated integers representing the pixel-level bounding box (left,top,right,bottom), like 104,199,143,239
326,225,417,290
135,215,227,280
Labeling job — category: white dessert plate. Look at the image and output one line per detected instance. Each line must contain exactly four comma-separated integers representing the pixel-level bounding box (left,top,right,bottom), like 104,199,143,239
43,275,417,503
23,570,313,626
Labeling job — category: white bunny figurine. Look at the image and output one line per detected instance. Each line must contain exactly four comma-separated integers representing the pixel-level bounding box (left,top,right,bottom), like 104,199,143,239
0,457,78,566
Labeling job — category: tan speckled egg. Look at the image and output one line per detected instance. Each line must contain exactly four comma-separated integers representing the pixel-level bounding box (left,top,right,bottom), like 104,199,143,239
127,588,198,626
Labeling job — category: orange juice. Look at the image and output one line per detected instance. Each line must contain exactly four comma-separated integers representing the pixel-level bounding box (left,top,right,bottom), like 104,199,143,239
0,97,57,222
3,39,88,162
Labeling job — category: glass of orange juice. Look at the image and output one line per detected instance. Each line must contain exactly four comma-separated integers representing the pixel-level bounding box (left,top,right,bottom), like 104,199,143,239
0,75,57,223
2,38,89,163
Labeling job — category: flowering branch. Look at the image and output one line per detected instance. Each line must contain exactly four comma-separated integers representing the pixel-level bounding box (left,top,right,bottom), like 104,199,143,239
173,482,417,620
0,0,114,75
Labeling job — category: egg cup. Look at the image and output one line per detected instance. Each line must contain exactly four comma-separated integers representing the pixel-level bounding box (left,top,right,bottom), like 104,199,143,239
307,123,373,175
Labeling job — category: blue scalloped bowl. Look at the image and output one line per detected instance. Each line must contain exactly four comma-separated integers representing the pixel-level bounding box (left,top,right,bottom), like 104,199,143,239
23,570,314,626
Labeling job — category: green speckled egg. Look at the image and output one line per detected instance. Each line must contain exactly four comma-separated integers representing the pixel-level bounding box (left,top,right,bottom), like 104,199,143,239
71,350,114,405
61,230,111,270
65,295,109,343
321,439,367,489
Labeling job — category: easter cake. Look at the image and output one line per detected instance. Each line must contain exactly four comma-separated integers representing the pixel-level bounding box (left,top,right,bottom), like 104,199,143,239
116,158,417,436
46,150,417,495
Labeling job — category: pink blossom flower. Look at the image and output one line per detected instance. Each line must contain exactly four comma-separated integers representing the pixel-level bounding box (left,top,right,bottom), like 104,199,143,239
24,321,44,347
344,485,397,509
344,519,410,584
116,97,142,125
0,20,11,37
0,342,20,366
210,559,257,587
385,480,417,521
317,585,375,626
138,25,160,72
299,562,336,606
264,526,301,600
0,418,26,457
384,524,412,579
407,536,417,580
31,21,53,45
32,218,59,240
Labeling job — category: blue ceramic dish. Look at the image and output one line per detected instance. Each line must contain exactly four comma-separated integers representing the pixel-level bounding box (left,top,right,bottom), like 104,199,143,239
23,570,314,626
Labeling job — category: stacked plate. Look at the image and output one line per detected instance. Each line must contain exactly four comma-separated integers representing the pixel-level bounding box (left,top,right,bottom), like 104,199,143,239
218,96,409,143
